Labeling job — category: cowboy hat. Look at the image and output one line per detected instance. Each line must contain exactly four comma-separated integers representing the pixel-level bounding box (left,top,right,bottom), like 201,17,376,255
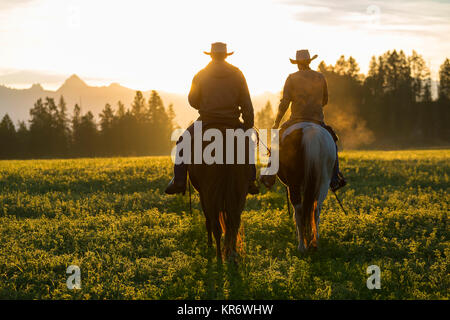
204,42,234,56
290,49,318,64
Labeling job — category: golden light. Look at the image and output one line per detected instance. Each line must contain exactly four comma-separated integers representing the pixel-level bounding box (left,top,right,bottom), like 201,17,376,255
0,0,448,92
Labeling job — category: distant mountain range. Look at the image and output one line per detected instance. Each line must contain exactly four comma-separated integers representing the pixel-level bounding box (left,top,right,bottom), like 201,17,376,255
0,74,279,127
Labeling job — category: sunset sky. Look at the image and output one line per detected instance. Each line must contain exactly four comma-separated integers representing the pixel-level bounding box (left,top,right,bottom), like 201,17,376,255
0,0,449,94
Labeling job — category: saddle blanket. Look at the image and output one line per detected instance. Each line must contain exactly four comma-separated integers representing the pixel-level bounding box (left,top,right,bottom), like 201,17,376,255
281,121,325,143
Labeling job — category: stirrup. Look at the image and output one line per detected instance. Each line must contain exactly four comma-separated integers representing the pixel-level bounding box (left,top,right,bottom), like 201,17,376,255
248,181,259,195
260,175,276,189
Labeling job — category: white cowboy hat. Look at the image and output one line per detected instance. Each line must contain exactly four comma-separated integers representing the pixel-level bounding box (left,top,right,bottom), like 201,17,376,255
204,42,234,56
290,49,318,64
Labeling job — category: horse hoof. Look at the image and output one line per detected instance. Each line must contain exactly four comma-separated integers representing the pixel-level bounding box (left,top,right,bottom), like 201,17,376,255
226,252,240,264
297,245,306,253
309,240,319,252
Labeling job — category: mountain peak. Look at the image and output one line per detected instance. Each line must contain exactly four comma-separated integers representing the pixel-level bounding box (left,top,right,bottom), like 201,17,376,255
109,82,121,88
29,83,44,91
58,74,88,91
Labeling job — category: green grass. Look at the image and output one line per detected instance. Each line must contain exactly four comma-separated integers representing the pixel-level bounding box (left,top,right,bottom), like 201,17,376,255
0,150,448,299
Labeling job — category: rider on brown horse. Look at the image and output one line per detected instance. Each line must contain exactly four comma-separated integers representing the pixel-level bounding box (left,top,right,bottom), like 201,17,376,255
261,49,347,192
165,42,259,195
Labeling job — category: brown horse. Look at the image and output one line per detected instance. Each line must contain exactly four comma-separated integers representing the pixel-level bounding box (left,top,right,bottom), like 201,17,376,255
187,125,252,261
277,122,336,252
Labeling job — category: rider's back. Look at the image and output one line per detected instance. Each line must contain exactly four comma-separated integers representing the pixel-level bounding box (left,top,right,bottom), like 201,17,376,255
285,69,327,123
188,60,254,127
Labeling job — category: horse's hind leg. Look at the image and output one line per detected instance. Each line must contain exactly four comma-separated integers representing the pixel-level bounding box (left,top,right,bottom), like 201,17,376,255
289,186,305,253
205,216,213,248
315,183,329,242
200,194,213,249
294,204,306,253
224,213,241,263
212,215,222,262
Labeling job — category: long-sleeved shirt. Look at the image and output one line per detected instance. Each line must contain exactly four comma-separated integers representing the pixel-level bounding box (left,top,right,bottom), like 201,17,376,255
275,69,328,125
188,60,254,129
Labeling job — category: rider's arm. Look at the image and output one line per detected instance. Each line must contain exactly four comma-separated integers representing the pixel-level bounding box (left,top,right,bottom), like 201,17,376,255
273,76,292,128
239,71,254,129
188,74,201,110
322,76,328,107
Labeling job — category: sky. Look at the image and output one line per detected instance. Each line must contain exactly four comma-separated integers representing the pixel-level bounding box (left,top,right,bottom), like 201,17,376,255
0,0,449,94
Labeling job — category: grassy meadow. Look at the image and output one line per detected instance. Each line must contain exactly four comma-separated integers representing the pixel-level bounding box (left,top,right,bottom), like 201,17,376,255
0,150,448,299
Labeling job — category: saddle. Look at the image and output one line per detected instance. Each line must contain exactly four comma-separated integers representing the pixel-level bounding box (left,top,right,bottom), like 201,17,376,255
201,122,242,131
281,121,338,143
323,124,339,142
191,121,254,166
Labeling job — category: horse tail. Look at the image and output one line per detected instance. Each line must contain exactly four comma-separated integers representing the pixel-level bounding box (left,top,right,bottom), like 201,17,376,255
222,165,245,256
218,211,226,234
218,209,244,254
300,127,321,248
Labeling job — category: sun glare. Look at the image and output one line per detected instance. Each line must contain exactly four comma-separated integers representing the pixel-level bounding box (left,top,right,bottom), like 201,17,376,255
0,0,448,93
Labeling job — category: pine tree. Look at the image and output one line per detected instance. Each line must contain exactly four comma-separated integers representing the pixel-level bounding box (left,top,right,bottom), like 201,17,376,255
318,60,333,73
131,91,146,121
347,56,360,80
99,103,115,155
78,111,98,157
333,55,348,76
71,104,82,156
114,100,133,156
0,114,17,158
29,98,53,157
167,103,177,129
148,90,171,154
256,101,274,129
409,51,432,102
437,58,450,143
54,96,70,156
117,101,126,118
16,121,29,158
439,58,450,101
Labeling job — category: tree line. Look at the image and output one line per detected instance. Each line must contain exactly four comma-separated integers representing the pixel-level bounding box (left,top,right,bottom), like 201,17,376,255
0,49,449,158
255,50,449,149
0,90,176,159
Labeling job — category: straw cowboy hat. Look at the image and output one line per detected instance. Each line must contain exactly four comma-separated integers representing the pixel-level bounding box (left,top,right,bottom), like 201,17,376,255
290,49,318,64
204,42,234,56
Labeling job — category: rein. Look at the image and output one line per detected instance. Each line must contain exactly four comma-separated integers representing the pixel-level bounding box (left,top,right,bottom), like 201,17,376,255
253,127,291,216
332,190,349,215
188,176,192,215
253,127,348,216
185,127,347,217
253,127,271,157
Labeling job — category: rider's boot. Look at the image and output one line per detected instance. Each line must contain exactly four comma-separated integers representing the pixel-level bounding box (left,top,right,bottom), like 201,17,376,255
260,174,276,189
321,123,347,192
330,151,347,192
330,171,347,192
248,180,259,195
164,164,187,195
247,164,259,194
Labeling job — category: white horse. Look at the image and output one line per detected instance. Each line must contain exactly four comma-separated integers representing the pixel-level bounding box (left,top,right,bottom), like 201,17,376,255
278,122,336,252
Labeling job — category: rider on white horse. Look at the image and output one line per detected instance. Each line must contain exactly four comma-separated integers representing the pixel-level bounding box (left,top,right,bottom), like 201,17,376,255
261,49,347,192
